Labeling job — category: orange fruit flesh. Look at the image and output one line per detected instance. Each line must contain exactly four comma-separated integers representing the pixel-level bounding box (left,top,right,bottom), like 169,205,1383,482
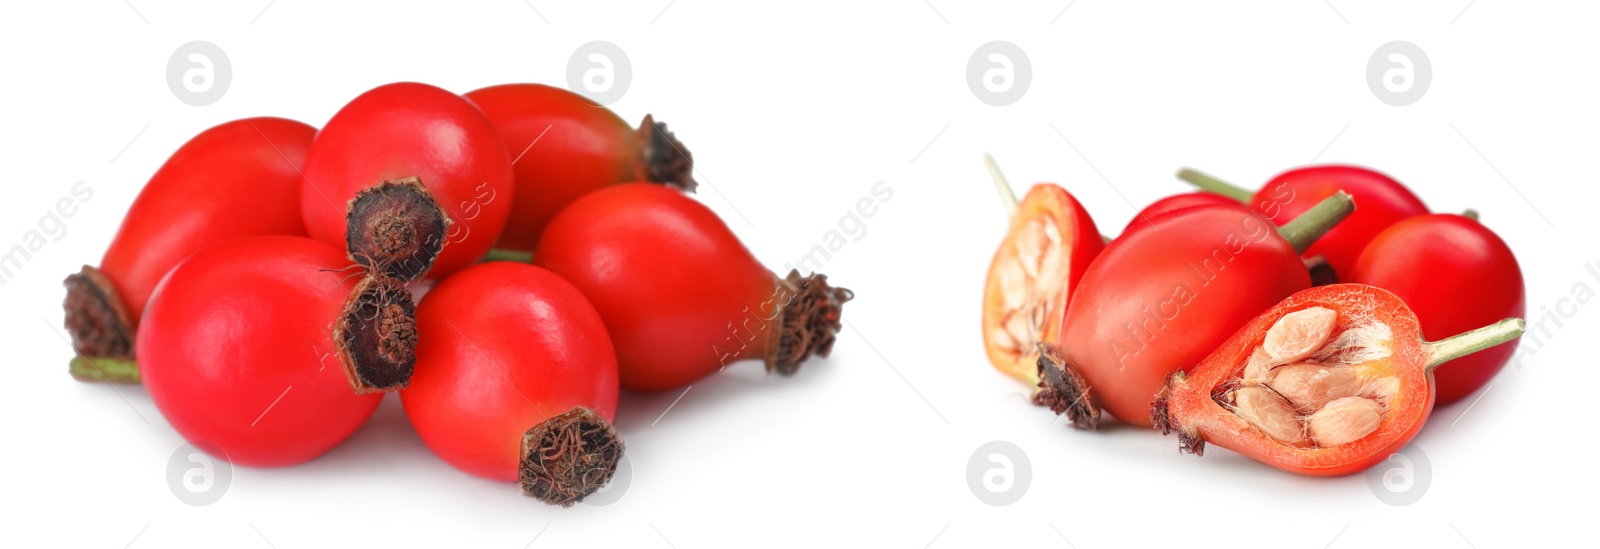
981,186,1084,385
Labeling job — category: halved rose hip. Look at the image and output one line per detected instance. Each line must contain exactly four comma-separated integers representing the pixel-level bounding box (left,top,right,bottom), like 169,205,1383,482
980,154,1105,386
1153,284,1523,475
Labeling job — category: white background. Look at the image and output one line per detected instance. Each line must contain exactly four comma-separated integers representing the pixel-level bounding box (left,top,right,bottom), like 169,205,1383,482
3,1,1595,547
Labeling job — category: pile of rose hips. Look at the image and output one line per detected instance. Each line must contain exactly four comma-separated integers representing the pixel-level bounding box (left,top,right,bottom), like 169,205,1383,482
980,156,1525,476
62,82,851,506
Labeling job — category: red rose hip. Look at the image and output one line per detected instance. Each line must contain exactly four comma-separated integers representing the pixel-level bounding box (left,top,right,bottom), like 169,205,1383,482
64,117,314,382
138,236,418,467
1349,213,1525,405
466,83,695,251
1178,165,1429,277
402,261,621,506
534,184,852,392
300,82,514,280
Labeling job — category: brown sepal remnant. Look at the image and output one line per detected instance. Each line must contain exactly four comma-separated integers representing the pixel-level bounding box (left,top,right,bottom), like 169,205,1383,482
767,270,853,376
62,265,136,364
1152,371,1206,455
345,177,452,282
1150,372,1179,436
1177,429,1207,456
1033,342,1100,431
636,115,697,193
334,276,417,393
519,406,624,507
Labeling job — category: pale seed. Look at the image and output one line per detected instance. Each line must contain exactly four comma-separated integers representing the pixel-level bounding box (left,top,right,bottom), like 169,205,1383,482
1307,397,1383,447
1269,363,1364,413
1263,307,1339,363
1229,386,1307,446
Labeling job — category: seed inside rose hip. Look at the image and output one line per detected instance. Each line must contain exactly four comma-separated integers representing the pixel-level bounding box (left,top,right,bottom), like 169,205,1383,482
1306,397,1383,447
1262,306,1338,363
1241,347,1278,385
1228,386,1307,446
1268,363,1363,413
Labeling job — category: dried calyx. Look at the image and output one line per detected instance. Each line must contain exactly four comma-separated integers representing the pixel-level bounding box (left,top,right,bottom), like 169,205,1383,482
334,276,418,393
636,114,697,192
766,270,853,376
520,406,624,507
1204,306,1399,450
61,266,140,383
345,177,452,281
1034,342,1100,430
334,177,450,393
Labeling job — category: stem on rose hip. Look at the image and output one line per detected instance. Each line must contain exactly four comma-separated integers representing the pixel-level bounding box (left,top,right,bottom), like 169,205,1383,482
484,249,534,263
69,356,139,384
1277,191,1355,255
1176,168,1254,203
983,153,1021,219
1426,318,1526,372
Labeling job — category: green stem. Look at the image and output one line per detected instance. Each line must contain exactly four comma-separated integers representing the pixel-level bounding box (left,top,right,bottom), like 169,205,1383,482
484,249,533,263
1276,191,1355,255
70,356,140,384
1426,318,1525,372
1176,168,1254,203
1462,208,1480,221
983,153,1020,219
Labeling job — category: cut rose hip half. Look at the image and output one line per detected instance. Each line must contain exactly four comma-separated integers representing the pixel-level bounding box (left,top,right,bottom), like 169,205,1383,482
980,154,1105,386
1153,284,1523,476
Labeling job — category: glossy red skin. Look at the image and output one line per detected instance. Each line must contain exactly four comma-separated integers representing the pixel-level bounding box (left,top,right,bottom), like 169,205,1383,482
1247,165,1428,277
100,117,313,325
1123,192,1243,234
402,262,618,482
534,184,777,392
1350,214,1524,405
1166,284,1432,476
1060,206,1310,426
301,82,514,279
466,84,646,251
138,237,380,467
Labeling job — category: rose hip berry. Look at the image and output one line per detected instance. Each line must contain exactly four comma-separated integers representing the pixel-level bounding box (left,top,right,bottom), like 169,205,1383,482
64,117,314,382
1349,213,1525,405
465,83,695,252
1121,191,1244,234
1037,193,1354,429
401,261,621,506
138,236,421,466
534,184,852,392
300,82,514,280
1177,165,1429,277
